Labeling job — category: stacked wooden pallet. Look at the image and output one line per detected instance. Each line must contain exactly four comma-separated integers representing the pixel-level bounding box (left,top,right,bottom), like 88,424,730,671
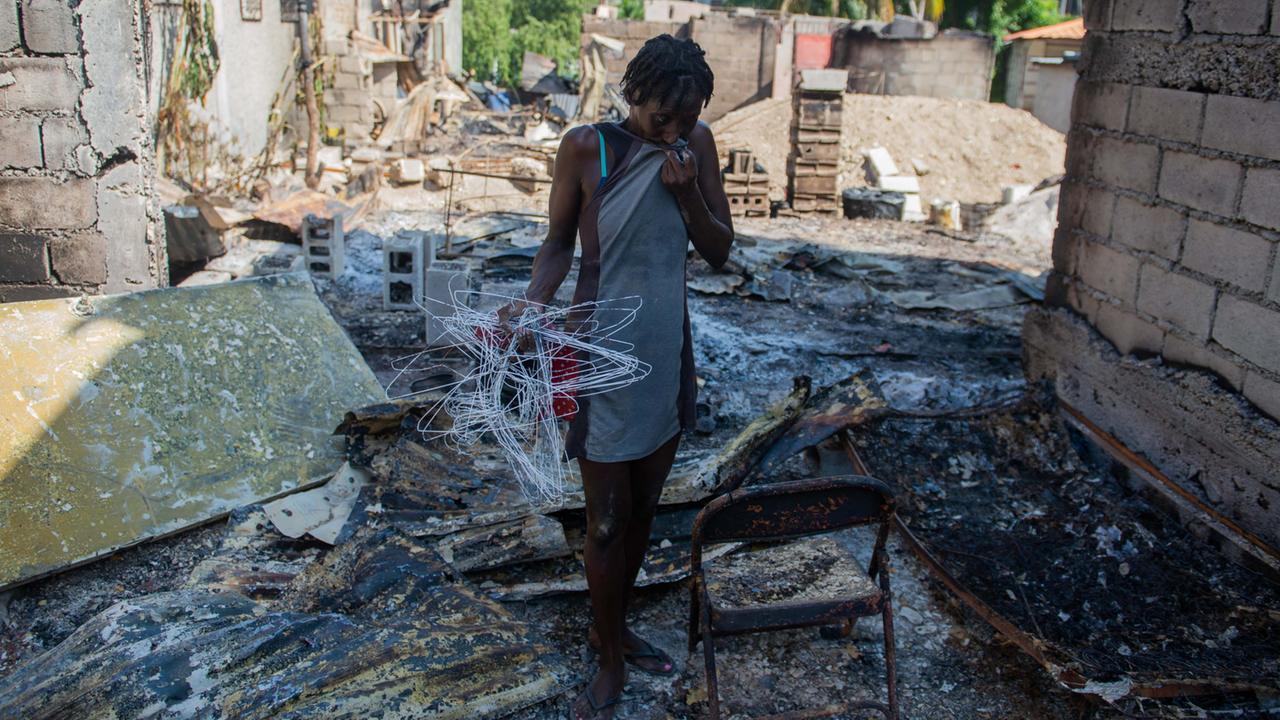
722,149,769,217
788,71,846,214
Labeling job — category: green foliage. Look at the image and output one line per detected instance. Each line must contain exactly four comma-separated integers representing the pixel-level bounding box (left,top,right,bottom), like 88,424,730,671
619,0,644,19
462,0,514,82
463,0,594,84
942,0,1066,39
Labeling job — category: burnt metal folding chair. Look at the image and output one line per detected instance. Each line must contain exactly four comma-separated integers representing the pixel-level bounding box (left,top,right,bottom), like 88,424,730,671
688,475,899,719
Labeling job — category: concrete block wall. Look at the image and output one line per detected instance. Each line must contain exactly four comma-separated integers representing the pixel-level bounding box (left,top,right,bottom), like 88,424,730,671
835,30,995,101
320,3,376,142
1048,0,1280,421
1030,0,1280,550
581,14,778,122
0,0,163,302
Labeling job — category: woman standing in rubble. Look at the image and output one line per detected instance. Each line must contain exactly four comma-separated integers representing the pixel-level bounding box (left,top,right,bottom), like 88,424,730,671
500,34,733,720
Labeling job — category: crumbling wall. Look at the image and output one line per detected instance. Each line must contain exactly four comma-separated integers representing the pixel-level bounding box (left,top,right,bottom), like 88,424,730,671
0,0,163,302
581,16,684,89
581,13,779,122
1028,0,1280,547
834,29,994,101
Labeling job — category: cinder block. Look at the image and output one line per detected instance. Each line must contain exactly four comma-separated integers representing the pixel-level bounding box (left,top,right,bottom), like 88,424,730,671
0,0,17,51
0,234,49,282
1162,334,1246,390
1186,0,1268,34
1213,294,1280,374
424,260,471,347
1083,0,1112,30
1181,219,1273,292
1095,301,1164,355
0,57,83,111
1111,196,1184,259
97,176,153,292
22,0,79,53
49,232,107,285
325,104,371,124
0,283,74,303
1111,0,1183,31
337,56,364,74
1137,263,1217,338
0,176,96,229
39,116,89,173
382,229,433,311
1080,186,1117,237
331,71,363,90
862,147,899,180
1243,371,1280,421
323,88,367,107
0,116,41,169
1077,238,1141,305
1091,136,1159,194
1202,95,1280,161
1158,151,1242,217
1127,86,1204,143
1240,167,1280,231
1274,0,1280,35
1072,81,1130,131
302,214,345,278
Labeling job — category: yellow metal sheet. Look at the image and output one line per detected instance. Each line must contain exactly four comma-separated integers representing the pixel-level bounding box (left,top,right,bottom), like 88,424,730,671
0,273,384,589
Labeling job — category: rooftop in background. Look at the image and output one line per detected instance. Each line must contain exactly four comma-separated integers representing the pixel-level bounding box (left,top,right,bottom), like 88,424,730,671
1003,17,1085,41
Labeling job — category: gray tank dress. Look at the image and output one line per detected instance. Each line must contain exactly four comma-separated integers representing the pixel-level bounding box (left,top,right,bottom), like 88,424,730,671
564,122,698,463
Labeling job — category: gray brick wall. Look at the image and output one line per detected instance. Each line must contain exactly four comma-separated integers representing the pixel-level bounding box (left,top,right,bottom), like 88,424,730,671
836,29,994,102
0,0,162,301
1048,0,1280,426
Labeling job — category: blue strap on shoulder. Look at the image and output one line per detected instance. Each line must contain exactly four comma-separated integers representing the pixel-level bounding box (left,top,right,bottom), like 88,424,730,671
596,127,608,189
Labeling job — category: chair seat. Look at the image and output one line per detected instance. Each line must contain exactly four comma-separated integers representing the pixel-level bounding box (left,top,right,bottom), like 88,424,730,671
703,535,882,634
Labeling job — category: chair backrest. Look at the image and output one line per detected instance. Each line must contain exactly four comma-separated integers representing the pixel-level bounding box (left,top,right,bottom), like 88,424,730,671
693,475,894,546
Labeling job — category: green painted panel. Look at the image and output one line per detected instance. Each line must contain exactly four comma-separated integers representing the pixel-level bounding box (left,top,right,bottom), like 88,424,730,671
0,273,383,589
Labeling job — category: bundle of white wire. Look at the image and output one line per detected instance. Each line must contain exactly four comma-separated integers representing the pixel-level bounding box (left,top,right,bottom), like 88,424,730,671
392,289,651,506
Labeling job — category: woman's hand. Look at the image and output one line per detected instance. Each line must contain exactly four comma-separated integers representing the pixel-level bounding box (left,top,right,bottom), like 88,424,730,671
660,148,699,201
496,297,537,353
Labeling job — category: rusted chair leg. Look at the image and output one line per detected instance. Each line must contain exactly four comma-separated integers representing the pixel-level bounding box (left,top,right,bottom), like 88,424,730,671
880,567,899,720
689,579,702,654
701,601,722,720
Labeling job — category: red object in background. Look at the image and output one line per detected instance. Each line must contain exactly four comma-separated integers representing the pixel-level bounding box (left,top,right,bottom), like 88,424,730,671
550,345,579,421
794,33,833,71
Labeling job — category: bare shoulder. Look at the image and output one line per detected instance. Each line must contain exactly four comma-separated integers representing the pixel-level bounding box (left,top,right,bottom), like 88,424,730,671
559,125,599,160
688,120,719,154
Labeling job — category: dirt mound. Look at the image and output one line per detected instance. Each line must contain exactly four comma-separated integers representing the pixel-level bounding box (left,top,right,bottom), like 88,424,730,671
711,93,1066,205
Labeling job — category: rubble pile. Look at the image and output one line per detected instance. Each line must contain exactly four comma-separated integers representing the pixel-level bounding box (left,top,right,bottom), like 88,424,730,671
712,94,1068,205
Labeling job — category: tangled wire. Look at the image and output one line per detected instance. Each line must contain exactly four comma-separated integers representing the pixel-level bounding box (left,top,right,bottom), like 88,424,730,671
391,290,651,506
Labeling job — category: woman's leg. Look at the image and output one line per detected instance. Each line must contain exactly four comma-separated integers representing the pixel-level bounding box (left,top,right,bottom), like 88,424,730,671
576,457,632,718
618,432,681,671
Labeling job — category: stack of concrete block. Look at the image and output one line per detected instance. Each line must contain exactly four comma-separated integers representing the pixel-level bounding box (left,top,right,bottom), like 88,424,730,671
382,230,434,310
424,260,471,347
862,147,925,222
722,149,769,217
302,214,345,278
788,69,847,214
0,0,162,302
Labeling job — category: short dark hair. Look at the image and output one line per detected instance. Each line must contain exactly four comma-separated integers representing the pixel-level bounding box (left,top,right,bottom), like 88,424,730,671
619,34,714,109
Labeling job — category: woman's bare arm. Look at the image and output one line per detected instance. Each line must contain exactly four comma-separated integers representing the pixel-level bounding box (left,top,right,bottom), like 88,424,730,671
660,121,734,269
499,127,594,325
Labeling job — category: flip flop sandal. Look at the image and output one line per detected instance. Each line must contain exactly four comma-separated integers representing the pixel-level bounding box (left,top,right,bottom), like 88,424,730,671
622,637,677,676
572,686,623,720
587,637,677,676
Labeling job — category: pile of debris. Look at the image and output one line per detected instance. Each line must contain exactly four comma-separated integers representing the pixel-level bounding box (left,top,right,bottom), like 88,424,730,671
712,93,1068,205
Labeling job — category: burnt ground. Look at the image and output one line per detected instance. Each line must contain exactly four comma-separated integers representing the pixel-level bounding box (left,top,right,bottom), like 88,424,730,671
1,208,1275,718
